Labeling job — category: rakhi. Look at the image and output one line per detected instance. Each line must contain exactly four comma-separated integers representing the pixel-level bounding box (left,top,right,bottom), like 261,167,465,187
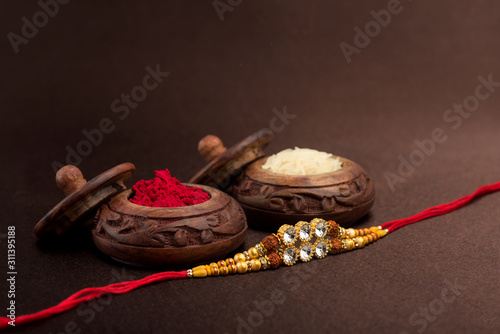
187,219,386,278
1,180,500,329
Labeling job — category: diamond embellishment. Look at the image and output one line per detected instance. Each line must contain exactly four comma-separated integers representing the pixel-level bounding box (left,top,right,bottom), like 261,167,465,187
299,244,313,262
260,257,268,270
283,228,296,244
315,221,327,238
277,220,335,266
299,224,311,241
283,248,297,265
315,241,328,258
256,244,263,256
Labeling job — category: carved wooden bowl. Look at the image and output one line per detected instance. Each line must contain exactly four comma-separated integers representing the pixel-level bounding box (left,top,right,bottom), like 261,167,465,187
232,156,375,230
92,184,247,267
35,164,247,268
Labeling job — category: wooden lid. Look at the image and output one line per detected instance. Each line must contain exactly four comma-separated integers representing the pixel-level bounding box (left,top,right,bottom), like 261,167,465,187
189,129,273,189
34,162,135,239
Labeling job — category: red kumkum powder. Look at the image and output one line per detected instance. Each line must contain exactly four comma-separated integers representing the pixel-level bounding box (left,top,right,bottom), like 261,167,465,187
129,169,210,207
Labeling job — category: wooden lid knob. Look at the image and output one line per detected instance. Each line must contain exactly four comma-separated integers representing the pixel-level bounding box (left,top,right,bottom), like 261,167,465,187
198,135,227,162
56,165,87,196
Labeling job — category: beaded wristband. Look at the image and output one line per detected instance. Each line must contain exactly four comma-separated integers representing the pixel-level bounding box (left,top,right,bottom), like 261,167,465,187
187,218,388,278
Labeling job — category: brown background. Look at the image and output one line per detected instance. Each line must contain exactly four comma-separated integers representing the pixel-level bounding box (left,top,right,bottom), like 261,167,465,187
1,1,500,333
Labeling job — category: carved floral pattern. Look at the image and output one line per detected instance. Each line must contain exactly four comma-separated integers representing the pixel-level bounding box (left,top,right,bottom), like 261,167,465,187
93,201,245,248
233,173,374,214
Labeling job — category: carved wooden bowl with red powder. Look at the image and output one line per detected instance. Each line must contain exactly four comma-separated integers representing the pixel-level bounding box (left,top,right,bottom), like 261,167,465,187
35,163,247,267
93,184,247,267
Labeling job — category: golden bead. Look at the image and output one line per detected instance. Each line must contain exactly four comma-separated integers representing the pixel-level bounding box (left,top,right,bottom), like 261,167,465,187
260,257,269,270
210,264,219,276
246,261,252,272
339,227,346,238
234,253,246,263
250,259,261,271
344,239,355,251
218,260,227,268
354,236,365,248
258,242,267,255
193,268,208,278
219,266,228,275
204,265,212,276
236,261,248,274
346,229,357,238
228,264,237,274
248,247,259,259
226,258,235,266
192,265,206,271
376,230,388,238
370,226,381,232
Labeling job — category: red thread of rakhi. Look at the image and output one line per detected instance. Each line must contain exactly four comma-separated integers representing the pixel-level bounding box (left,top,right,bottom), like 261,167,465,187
0,271,187,328
380,181,500,232
2,181,500,329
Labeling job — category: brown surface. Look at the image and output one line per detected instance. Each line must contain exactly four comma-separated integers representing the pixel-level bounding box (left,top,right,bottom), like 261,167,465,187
1,1,500,333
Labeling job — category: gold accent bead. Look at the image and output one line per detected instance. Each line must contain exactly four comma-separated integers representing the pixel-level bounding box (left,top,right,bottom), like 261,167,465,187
260,257,269,270
250,259,261,271
218,260,227,268
361,228,371,236
226,258,235,266
234,253,246,263
236,261,248,274
354,236,365,248
192,265,205,271
258,242,267,255
346,228,357,238
228,264,237,274
376,230,388,238
210,264,219,276
246,261,252,272
248,247,259,259
219,266,228,275
324,220,332,235
193,267,208,278
204,265,212,276
343,239,355,251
